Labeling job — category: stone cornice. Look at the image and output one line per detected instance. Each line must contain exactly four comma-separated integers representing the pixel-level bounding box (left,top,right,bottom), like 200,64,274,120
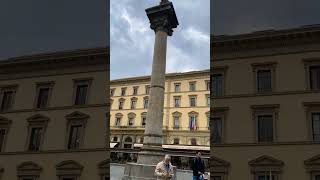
211,25,320,53
111,69,209,84
0,47,109,75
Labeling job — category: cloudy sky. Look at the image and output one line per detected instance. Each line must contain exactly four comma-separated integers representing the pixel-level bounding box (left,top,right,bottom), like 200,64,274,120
212,0,320,35
0,0,108,60
110,0,210,80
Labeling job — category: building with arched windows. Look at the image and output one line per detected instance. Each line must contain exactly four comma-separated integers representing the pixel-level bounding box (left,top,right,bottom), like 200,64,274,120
110,70,210,150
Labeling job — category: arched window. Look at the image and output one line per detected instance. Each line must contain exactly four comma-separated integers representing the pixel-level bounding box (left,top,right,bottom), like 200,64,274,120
191,138,197,145
123,137,133,149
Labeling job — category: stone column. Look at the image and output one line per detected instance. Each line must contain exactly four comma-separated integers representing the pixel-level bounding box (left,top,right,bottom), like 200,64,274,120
122,1,178,179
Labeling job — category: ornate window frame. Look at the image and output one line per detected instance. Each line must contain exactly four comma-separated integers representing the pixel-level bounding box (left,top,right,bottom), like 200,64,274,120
130,97,137,109
56,160,83,180
141,112,147,127
249,155,284,180
64,111,89,150
303,102,320,141
25,114,49,151
173,96,181,108
211,66,228,97
0,85,18,112
17,161,42,180
188,111,199,131
115,113,123,127
34,81,54,109
251,62,277,94
0,116,12,152
72,78,93,106
127,113,136,126
210,156,230,180
251,104,279,143
118,98,125,110
305,154,320,180
172,111,182,129
211,107,228,144
303,58,320,91
98,160,109,180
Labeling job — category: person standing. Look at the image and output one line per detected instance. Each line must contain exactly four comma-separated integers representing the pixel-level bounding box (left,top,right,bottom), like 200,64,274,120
155,154,174,180
191,151,205,180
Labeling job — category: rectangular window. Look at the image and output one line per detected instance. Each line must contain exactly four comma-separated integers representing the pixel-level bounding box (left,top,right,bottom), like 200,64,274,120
212,117,222,144
257,175,276,180
173,117,179,129
128,118,134,126
189,97,196,107
206,81,210,91
0,129,5,152
189,82,196,91
173,138,179,144
189,116,197,130
174,97,181,107
174,83,181,92
212,74,223,96
1,90,14,111
257,115,274,142
145,85,150,94
312,112,320,142
113,137,118,142
142,117,146,127
133,86,138,95
68,125,82,149
115,117,121,126
74,84,88,105
121,88,126,96
36,88,49,109
131,100,137,109
310,66,320,90
118,101,124,110
110,89,115,96
257,70,272,92
28,127,43,151
144,98,149,109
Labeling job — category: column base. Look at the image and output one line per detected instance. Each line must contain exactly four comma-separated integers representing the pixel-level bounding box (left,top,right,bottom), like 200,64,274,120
122,163,176,180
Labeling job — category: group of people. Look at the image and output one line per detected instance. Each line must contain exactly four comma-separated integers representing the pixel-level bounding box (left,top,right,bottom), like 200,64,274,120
155,151,207,180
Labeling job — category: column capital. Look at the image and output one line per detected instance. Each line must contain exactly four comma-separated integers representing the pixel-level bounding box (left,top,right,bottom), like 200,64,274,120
145,1,179,36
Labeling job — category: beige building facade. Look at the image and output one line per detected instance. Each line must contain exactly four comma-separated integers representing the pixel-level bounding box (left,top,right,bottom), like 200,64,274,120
110,70,210,149
211,26,320,180
0,48,109,180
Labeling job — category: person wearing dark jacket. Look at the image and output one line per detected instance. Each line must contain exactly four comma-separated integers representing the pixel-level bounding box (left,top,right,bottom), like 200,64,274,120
191,151,205,180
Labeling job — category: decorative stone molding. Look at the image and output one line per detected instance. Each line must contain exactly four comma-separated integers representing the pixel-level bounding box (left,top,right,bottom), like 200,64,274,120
56,160,83,176
145,1,179,36
305,154,320,172
210,156,230,174
17,161,42,176
65,111,90,120
249,155,284,174
172,111,182,117
98,160,109,176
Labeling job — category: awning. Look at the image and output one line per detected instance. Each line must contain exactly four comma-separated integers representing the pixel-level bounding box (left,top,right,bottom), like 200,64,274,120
134,143,143,148
133,143,209,151
163,145,210,151
110,142,118,148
